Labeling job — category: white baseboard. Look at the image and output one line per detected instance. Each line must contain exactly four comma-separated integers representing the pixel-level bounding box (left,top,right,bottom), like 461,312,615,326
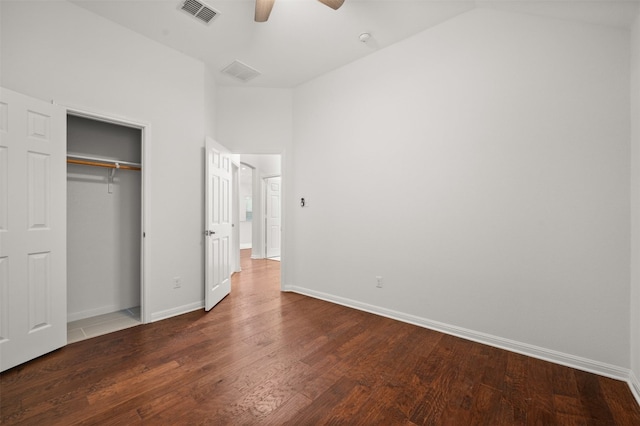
240,243,252,249
67,304,132,322
630,370,640,406
284,285,631,383
150,301,203,323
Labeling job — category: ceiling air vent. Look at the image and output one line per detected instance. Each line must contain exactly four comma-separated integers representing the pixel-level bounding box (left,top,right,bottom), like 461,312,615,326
179,0,219,24
221,60,261,83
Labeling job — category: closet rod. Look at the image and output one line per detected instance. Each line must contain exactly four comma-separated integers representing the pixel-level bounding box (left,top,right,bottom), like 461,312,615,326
67,154,141,171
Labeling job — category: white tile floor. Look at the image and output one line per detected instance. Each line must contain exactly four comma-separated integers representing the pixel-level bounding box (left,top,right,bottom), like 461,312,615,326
67,307,141,344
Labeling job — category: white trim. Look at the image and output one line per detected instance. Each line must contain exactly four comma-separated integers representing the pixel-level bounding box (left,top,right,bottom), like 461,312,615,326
54,101,149,129
240,243,252,249
150,301,204,323
279,149,287,291
253,168,265,259
141,126,150,324
61,102,151,324
284,285,631,382
67,304,132,323
232,162,241,273
261,173,281,179
630,370,640,406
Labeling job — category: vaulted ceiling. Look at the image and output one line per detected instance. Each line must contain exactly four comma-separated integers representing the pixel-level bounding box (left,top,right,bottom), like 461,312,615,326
71,0,640,88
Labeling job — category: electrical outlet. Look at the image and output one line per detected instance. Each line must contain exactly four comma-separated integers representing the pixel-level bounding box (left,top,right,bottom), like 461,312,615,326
376,276,383,288
173,276,182,289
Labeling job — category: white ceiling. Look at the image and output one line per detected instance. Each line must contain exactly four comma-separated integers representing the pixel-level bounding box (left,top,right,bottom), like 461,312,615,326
71,0,640,88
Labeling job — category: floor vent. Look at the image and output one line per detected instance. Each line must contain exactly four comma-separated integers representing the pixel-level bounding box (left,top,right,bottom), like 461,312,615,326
221,60,261,83
179,0,219,24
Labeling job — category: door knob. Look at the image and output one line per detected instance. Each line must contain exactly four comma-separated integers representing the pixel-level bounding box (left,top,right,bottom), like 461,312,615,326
205,230,216,236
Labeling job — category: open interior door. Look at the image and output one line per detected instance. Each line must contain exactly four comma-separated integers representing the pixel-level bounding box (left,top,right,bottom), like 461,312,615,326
0,88,67,372
204,138,232,311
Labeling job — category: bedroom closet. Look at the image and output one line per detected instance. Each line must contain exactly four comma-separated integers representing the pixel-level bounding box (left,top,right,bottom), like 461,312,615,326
66,114,142,343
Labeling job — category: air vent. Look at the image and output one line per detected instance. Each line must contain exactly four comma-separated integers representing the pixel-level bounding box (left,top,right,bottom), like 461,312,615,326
221,60,261,83
179,0,219,24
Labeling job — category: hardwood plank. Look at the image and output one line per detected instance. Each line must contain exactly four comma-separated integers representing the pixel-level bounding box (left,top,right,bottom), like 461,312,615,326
358,393,420,426
553,394,588,422
480,345,509,392
468,383,504,425
409,334,470,424
282,375,359,425
77,407,143,426
551,362,581,398
502,351,530,424
259,392,313,424
525,356,557,423
598,375,640,425
438,339,490,424
85,360,181,405
2,249,640,425
374,327,444,418
296,354,346,401
574,369,617,424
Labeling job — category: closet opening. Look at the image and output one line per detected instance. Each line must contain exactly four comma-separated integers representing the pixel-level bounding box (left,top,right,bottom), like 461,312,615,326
65,113,146,343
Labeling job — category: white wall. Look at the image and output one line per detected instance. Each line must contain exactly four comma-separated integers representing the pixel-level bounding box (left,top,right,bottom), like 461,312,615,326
67,116,141,321
1,1,210,320
215,87,292,153
630,11,640,394
289,8,631,370
204,66,218,140
241,154,281,177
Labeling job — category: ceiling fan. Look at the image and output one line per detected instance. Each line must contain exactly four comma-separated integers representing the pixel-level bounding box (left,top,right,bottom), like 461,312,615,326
255,0,345,22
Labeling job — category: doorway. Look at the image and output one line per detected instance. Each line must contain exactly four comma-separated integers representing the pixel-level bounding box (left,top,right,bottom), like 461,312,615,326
237,154,281,261
65,111,147,342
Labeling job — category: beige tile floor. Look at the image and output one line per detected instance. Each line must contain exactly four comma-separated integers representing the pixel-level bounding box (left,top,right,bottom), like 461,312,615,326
67,307,141,344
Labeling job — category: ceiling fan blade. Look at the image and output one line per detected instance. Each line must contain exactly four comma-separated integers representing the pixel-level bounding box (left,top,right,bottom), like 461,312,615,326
317,0,344,10
255,0,275,22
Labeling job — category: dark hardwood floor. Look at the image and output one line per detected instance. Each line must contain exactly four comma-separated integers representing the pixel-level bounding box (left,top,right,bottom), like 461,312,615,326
2,249,640,424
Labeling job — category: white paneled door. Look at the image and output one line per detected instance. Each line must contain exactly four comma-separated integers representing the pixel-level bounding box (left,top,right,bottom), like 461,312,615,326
265,176,281,259
0,88,66,372
204,138,232,311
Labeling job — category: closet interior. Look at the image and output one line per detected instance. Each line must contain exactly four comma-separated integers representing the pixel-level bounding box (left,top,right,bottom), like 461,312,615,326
66,114,142,343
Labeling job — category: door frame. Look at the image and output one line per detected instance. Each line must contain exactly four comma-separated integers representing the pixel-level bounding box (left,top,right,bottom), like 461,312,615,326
61,104,150,324
232,163,241,274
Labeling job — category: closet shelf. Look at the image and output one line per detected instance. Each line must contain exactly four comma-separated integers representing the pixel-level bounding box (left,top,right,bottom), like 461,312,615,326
67,154,141,171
